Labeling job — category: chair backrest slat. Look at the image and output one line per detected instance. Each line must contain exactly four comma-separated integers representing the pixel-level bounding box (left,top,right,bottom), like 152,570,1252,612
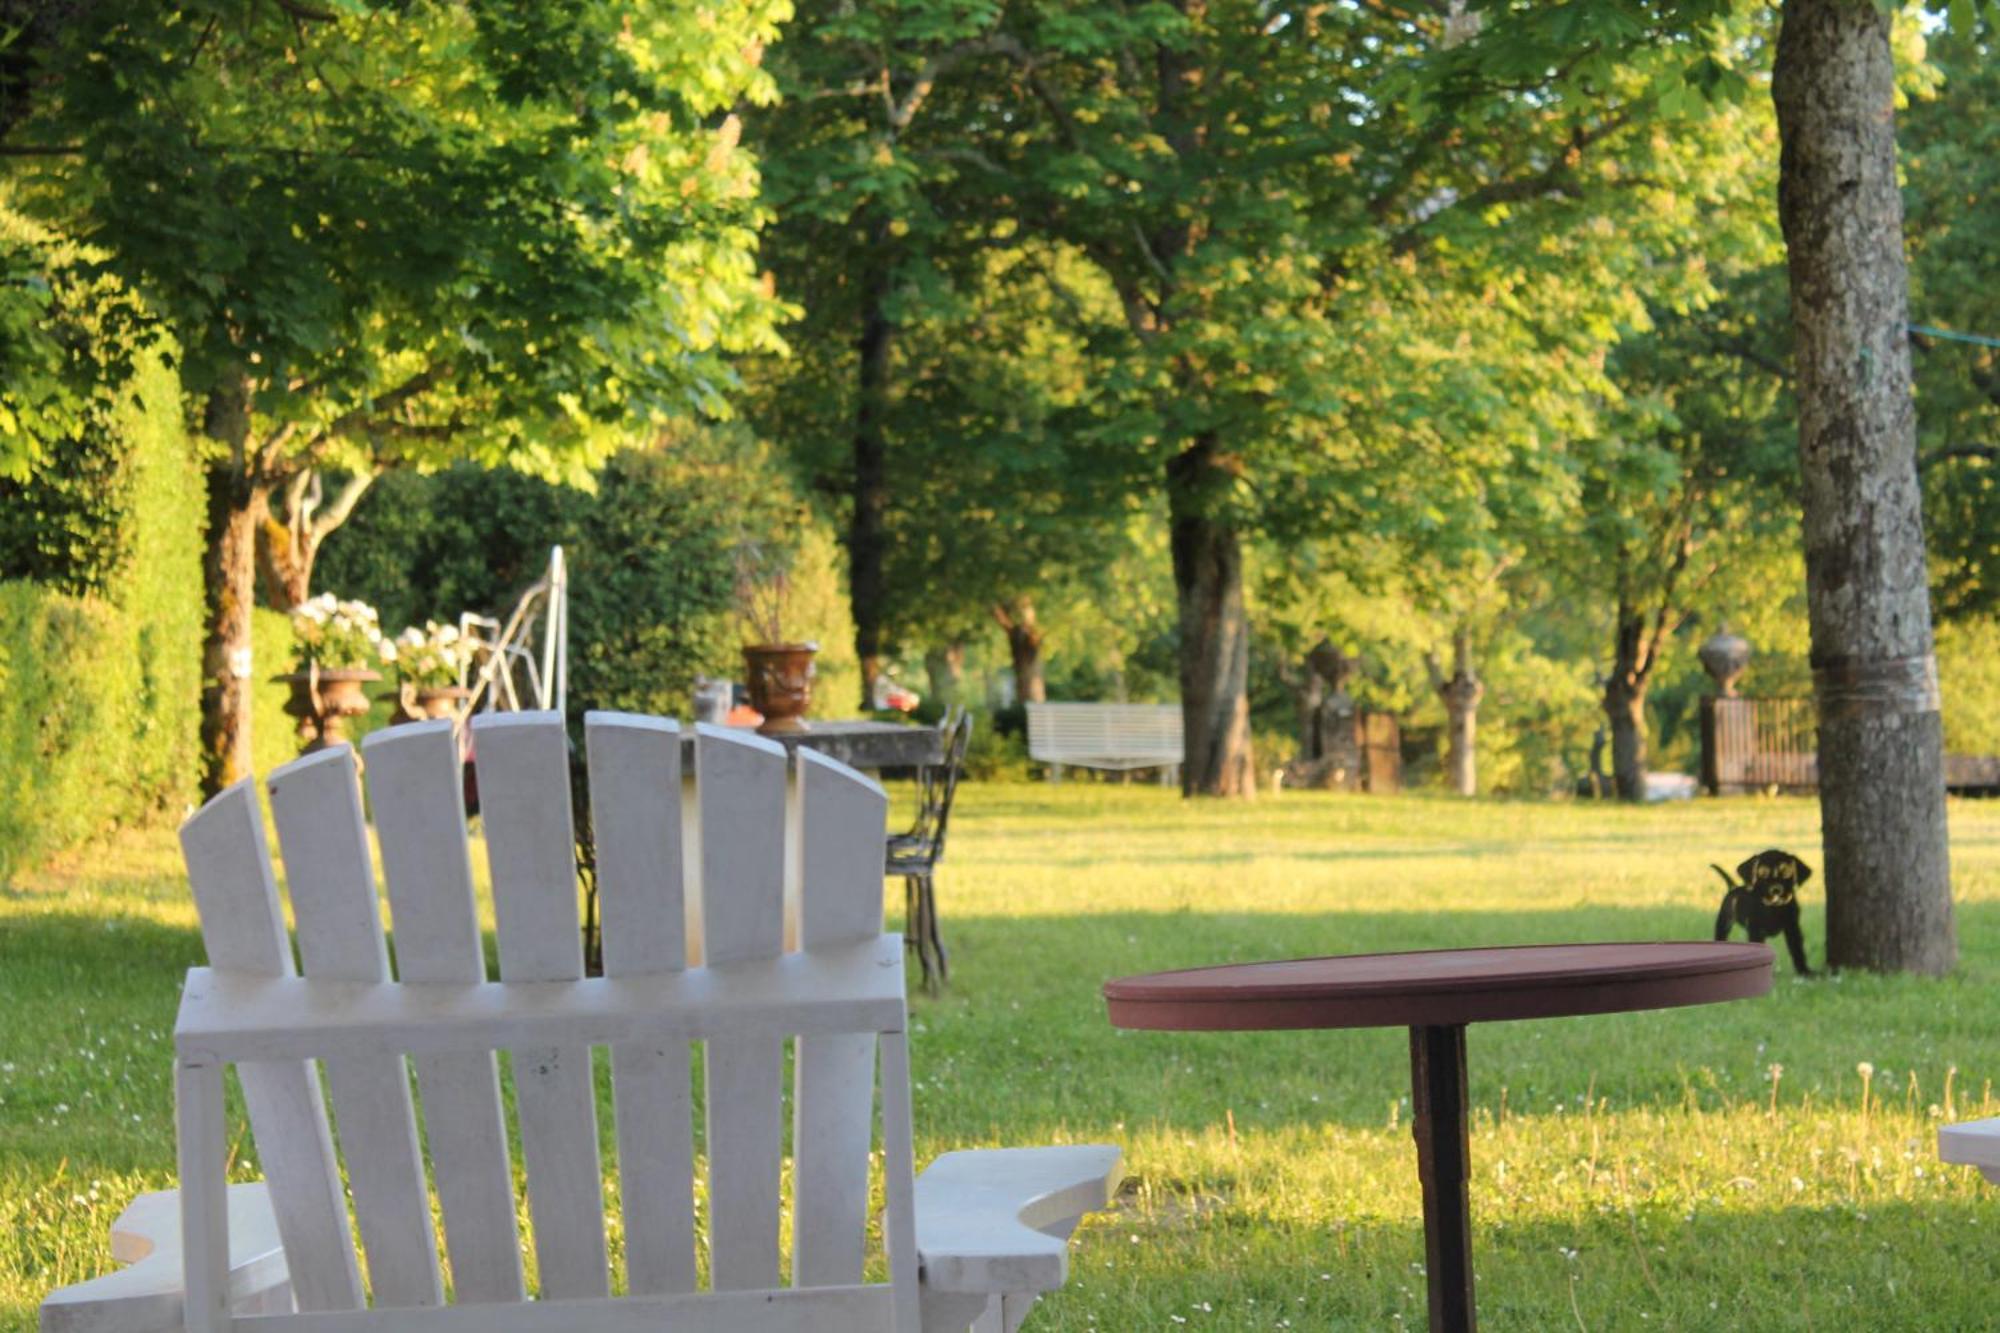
362,722,526,1305
791,750,889,1288
178,782,364,1313
471,713,608,1301
585,713,697,1296
694,725,788,1291
266,748,442,1309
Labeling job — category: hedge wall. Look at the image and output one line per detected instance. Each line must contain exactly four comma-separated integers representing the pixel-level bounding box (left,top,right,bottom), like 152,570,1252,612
0,348,202,875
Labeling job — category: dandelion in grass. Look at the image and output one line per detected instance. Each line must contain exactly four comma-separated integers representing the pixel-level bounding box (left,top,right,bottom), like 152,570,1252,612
1857,1061,1876,1125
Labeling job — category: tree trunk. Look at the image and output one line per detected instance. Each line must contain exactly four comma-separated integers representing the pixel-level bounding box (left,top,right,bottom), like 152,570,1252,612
1602,677,1647,803
992,596,1045,704
849,258,893,713
924,642,965,708
1168,435,1253,797
1427,627,1483,797
1774,0,1955,974
199,384,266,797
1601,600,1655,802
1291,660,1325,760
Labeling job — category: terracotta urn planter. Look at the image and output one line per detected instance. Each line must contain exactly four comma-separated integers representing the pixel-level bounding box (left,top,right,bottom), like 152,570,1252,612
388,682,473,725
742,643,818,735
415,684,472,720
278,666,381,753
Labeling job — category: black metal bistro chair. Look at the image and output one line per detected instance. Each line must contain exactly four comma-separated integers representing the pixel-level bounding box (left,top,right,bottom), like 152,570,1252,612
889,708,973,992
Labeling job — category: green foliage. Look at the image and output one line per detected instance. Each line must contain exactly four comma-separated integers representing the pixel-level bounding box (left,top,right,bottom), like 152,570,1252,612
11,1,791,459
1938,617,2000,756
1903,27,2000,622
250,607,304,784
0,585,193,878
0,202,149,484
318,429,855,721
0,333,202,873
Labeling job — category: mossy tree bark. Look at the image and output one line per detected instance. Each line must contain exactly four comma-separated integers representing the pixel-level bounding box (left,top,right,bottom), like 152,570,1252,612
1774,0,1955,973
199,381,267,798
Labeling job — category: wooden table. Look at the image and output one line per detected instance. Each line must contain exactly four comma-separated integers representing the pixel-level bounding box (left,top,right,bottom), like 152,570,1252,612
1103,941,1774,1332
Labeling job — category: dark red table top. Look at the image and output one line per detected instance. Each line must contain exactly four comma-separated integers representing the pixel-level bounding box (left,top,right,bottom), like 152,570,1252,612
1103,941,1774,1031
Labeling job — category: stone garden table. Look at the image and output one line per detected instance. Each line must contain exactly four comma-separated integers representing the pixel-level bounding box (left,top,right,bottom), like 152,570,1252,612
1103,941,1774,1332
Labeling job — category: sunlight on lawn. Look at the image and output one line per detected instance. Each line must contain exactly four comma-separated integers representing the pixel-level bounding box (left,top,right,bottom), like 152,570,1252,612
3,787,1997,1330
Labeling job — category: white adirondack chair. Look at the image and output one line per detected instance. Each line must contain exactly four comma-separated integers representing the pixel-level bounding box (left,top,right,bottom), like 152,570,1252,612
41,713,1119,1333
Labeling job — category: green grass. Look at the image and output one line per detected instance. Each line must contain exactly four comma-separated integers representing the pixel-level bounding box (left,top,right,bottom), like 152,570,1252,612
5,787,1999,1329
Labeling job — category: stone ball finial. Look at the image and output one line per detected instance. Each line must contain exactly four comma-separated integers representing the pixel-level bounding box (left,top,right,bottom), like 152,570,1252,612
1699,627,1752,697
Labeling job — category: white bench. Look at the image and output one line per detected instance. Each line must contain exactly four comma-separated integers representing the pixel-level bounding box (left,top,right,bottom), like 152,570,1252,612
1025,702,1183,783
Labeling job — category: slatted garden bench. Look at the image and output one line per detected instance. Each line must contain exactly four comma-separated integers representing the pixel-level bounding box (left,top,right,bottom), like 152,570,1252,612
42,713,1119,1333
1024,702,1183,784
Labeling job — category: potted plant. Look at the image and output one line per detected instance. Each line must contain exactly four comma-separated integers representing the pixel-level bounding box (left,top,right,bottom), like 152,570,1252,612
735,539,817,735
281,593,387,751
385,620,475,722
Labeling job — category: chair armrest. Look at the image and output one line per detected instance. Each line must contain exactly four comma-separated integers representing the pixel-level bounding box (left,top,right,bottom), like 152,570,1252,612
914,1144,1123,1296
40,1183,291,1333
1940,1116,2000,1186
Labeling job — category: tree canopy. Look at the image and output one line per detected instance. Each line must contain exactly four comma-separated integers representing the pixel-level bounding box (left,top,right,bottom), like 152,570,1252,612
5,0,791,789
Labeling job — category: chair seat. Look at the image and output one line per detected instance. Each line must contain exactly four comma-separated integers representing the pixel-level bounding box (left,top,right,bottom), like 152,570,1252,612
1940,1116,2000,1185
887,847,939,874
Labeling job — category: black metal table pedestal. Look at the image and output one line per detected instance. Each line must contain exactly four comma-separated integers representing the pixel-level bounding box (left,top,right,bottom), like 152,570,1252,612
1410,1023,1474,1332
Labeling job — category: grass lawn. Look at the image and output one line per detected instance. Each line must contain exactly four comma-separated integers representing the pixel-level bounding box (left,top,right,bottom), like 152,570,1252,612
4,783,1999,1330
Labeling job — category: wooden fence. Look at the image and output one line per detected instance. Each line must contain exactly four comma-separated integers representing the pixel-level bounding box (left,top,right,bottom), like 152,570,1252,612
1701,696,1818,794
1703,696,1999,796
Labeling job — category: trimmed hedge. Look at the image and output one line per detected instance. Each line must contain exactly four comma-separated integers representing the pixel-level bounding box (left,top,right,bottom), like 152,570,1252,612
0,349,202,875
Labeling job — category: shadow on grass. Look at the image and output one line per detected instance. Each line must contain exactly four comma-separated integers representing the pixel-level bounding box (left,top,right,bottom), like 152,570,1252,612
1065,1197,2000,1331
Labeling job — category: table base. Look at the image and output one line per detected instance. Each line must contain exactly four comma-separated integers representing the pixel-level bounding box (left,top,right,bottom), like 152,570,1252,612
1411,1024,1474,1331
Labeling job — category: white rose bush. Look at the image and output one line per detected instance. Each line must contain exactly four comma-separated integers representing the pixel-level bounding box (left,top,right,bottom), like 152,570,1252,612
288,593,387,673
384,621,474,692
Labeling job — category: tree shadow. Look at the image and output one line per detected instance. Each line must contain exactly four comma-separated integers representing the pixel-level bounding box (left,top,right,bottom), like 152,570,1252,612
1061,1196,2000,1330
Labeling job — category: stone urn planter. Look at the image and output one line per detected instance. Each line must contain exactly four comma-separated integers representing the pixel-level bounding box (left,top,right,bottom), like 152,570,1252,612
742,643,817,735
1698,629,1752,697
278,666,381,753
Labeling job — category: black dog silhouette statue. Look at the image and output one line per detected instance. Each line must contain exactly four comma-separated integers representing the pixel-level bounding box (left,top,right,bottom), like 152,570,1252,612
1711,849,1813,975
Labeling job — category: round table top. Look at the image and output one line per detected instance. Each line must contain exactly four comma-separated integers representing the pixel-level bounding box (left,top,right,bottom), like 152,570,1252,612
1103,941,1773,1032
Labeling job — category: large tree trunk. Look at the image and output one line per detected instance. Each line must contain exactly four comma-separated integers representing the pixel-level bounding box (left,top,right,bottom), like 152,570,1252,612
991,596,1045,704
1774,0,1955,974
849,258,893,712
1602,604,1650,802
199,384,266,798
1168,435,1253,797
1427,626,1483,797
